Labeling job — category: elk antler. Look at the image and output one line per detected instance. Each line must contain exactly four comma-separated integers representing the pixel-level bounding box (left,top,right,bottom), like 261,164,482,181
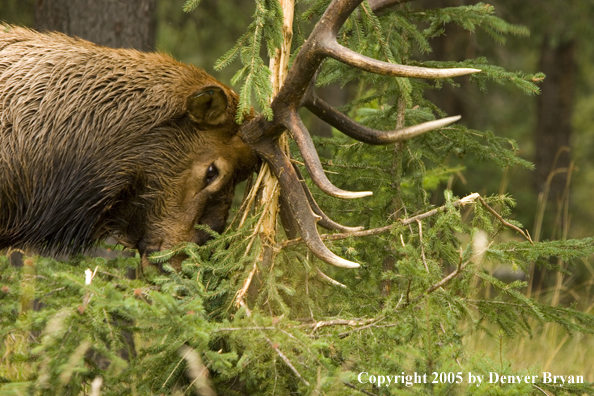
239,0,480,269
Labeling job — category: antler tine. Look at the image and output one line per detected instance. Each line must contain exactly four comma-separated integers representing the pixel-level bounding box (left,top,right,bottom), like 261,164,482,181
304,91,462,144
239,0,482,269
271,0,480,131
292,163,364,232
314,0,481,79
283,110,372,199
255,139,360,269
323,40,481,79
369,0,413,13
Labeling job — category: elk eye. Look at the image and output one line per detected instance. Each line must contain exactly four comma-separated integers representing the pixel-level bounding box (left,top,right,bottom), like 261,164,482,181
205,163,219,185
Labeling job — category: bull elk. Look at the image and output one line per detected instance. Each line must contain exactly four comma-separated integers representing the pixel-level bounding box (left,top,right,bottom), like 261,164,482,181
0,0,479,269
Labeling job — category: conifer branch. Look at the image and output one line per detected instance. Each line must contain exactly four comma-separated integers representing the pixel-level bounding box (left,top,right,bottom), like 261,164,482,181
265,335,310,386
344,381,380,396
279,193,480,248
408,258,471,306
216,319,378,333
477,196,534,244
279,193,534,252
215,326,277,332
532,384,549,396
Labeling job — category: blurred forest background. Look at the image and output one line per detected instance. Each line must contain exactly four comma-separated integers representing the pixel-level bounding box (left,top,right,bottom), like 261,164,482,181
3,0,593,244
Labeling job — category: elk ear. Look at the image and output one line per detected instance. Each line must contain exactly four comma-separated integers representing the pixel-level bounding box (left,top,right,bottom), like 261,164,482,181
186,86,229,126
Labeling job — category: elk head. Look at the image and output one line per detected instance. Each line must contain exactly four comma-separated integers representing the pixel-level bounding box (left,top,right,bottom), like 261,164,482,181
238,0,480,269
0,27,260,267
120,85,259,268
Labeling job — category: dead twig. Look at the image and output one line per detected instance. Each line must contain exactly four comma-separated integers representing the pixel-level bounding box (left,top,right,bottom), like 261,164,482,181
408,256,470,307
477,196,534,245
417,219,429,272
234,261,259,312
178,345,217,396
215,326,277,332
279,193,480,249
265,336,310,386
234,180,280,310
310,318,375,332
344,381,380,396
337,323,402,339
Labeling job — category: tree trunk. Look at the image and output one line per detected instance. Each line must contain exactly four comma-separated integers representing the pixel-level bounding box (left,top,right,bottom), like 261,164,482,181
422,0,477,126
527,38,576,295
34,0,156,51
534,38,576,200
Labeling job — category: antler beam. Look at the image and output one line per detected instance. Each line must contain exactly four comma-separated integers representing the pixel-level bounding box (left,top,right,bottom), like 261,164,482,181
239,0,481,268
304,91,463,145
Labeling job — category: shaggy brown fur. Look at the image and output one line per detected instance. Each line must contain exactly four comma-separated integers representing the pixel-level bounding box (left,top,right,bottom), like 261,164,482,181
0,25,258,261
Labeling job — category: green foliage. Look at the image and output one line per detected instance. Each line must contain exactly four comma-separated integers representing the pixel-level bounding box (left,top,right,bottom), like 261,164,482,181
182,0,203,13
214,0,284,122
2,1,594,395
421,3,530,44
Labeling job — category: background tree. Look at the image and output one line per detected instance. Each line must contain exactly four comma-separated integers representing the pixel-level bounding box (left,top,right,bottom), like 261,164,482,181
491,0,594,234
34,0,156,50
410,0,594,293
419,0,594,242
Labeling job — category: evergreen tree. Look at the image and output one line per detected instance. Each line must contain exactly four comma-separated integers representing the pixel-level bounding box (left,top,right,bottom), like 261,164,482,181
1,1,593,395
